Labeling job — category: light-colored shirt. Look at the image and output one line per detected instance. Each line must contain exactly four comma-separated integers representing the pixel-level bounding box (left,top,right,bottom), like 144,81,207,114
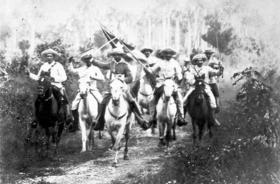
188,65,220,85
208,57,223,84
69,63,104,89
29,61,67,88
151,58,182,87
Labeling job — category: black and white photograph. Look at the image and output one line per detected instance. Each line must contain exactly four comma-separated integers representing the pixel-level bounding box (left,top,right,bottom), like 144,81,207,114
1,0,280,183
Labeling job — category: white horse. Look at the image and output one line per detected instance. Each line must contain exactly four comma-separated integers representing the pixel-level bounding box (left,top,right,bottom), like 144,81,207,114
156,78,177,147
105,79,132,167
78,87,101,152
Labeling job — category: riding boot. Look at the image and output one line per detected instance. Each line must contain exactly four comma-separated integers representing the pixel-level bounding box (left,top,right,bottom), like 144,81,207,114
69,110,79,132
172,91,188,126
148,99,157,127
148,86,163,127
94,93,111,131
130,100,149,130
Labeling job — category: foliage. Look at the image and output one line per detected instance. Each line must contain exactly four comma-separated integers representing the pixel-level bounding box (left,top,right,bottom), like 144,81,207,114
202,14,235,54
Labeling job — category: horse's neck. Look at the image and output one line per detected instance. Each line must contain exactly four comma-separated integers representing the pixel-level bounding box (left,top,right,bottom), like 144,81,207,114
140,78,153,94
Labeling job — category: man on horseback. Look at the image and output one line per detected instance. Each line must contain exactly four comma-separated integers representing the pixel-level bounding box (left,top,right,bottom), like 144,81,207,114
204,49,224,112
92,47,149,131
183,53,223,126
26,48,71,128
144,48,187,127
68,54,105,132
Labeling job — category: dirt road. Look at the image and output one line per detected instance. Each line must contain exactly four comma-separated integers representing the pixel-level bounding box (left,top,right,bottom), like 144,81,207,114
15,125,191,184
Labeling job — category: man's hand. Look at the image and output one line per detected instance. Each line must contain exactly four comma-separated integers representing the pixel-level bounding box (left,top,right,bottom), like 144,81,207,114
25,67,30,76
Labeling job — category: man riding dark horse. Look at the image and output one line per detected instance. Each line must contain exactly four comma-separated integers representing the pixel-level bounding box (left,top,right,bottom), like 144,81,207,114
204,49,224,113
92,47,149,131
144,48,187,127
183,53,223,126
26,48,71,128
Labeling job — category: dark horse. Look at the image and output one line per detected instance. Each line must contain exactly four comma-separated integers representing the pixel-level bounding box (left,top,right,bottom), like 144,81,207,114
185,74,213,146
26,74,65,156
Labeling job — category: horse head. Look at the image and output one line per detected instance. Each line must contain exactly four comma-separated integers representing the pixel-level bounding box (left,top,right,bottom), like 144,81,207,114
37,74,52,100
194,74,206,103
162,78,176,102
110,78,125,106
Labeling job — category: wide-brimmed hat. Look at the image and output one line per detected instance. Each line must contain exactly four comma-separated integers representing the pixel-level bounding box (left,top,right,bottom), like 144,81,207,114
192,53,207,62
160,48,177,56
81,54,92,62
41,48,59,57
140,47,153,53
107,47,127,57
204,49,215,54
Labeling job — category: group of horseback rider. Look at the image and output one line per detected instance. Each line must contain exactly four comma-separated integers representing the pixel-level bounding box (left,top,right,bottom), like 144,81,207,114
26,45,224,132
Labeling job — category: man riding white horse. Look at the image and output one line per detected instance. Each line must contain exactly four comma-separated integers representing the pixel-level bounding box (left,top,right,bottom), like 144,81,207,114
183,53,223,126
26,48,71,128
92,47,149,131
145,48,187,127
68,54,105,132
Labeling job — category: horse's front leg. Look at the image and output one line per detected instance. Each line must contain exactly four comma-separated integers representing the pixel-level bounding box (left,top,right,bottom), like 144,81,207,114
79,116,87,152
123,123,130,160
192,120,198,147
158,121,165,147
172,119,176,141
166,121,172,147
108,129,115,149
207,120,213,138
112,150,119,167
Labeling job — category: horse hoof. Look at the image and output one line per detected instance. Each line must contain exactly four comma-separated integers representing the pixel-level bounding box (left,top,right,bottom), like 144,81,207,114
80,149,86,153
123,155,129,160
112,162,118,167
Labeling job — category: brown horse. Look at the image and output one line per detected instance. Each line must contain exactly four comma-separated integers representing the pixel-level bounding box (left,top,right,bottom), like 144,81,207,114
186,75,213,146
26,75,65,156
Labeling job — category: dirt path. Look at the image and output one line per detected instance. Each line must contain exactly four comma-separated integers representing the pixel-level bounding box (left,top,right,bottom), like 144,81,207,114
15,125,191,184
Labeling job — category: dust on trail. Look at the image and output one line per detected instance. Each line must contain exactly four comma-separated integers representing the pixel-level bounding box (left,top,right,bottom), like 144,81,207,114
16,125,191,184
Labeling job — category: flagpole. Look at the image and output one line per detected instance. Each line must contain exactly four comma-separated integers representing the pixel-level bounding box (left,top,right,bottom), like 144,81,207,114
80,37,118,55
98,23,149,70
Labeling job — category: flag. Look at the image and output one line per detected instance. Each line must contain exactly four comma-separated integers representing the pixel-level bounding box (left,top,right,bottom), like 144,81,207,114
100,26,134,50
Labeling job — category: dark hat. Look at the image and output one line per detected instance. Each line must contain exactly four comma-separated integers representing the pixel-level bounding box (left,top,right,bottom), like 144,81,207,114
204,49,214,54
81,54,92,61
140,47,153,53
160,48,177,56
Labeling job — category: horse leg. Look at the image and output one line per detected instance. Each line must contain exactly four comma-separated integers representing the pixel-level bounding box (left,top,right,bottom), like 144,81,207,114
192,120,198,147
55,121,64,155
123,123,130,160
172,119,177,141
99,131,103,139
158,121,165,147
207,120,213,139
166,121,172,147
112,150,119,167
198,122,205,145
108,130,115,149
79,116,87,152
